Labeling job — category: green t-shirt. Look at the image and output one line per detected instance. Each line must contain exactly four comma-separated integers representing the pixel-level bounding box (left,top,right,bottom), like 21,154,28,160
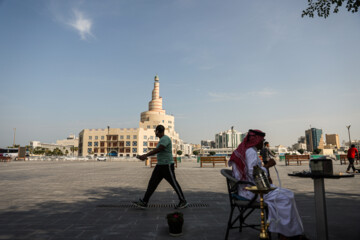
156,135,174,165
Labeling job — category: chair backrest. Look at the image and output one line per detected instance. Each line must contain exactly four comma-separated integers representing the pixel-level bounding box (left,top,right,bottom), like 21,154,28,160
221,169,237,205
221,169,255,202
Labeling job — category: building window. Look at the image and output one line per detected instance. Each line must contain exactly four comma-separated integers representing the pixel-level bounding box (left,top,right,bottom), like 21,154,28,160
89,136,92,140
150,136,154,140
101,136,104,140
153,125,156,128
143,148,148,153
120,135,124,139
169,126,172,129
147,125,150,129
88,142,92,147
155,137,159,140
162,120,164,123
126,141,131,146
94,142,98,147
133,135,137,139
87,148,92,153
126,135,130,139
95,136,98,140
132,148,137,153
133,141,137,147
143,142,148,147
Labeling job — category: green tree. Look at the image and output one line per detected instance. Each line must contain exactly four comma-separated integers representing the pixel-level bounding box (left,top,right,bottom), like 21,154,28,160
302,0,360,18
53,148,63,156
33,147,45,155
176,150,183,156
209,151,216,156
8,145,20,148
297,149,305,154
193,150,199,156
70,146,79,155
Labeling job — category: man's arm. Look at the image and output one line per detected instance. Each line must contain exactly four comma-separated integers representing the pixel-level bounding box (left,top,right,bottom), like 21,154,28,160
268,148,275,158
138,145,165,160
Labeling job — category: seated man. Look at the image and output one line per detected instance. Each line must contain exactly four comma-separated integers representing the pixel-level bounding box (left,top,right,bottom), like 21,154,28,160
229,129,307,240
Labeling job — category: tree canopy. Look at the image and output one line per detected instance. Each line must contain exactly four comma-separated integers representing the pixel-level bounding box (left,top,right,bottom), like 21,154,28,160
302,0,359,18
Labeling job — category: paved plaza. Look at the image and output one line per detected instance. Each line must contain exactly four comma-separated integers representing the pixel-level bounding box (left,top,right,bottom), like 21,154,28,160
0,159,359,240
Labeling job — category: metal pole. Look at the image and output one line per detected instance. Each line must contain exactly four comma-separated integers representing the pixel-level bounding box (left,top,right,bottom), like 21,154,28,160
346,125,351,146
231,126,234,152
313,178,329,240
13,128,16,147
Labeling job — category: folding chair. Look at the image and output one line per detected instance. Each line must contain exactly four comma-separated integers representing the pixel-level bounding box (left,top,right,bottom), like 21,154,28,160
221,169,270,240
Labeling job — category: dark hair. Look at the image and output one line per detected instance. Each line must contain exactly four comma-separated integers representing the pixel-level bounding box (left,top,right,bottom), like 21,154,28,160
264,141,269,145
351,144,355,148
156,125,165,133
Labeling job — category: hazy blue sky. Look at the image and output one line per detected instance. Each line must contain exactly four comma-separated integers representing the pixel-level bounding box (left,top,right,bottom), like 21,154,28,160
1,0,359,147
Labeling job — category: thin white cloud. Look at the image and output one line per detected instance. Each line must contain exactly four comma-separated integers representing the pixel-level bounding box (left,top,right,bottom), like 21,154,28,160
69,9,94,40
208,88,277,102
208,92,243,102
249,88,277,97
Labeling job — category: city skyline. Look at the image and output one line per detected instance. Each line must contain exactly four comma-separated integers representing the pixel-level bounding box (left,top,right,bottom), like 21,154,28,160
1,1,359,148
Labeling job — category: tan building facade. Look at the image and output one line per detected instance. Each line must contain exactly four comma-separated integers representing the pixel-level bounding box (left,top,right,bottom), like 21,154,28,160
325,134,340,149
78,75,182,157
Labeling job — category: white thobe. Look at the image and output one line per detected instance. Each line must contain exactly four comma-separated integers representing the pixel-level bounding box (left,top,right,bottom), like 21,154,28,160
229,147,304,237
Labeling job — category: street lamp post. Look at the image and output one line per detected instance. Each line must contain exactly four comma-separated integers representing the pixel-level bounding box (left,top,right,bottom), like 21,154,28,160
231,126,234,152
13,128,16,147
346,125,351,147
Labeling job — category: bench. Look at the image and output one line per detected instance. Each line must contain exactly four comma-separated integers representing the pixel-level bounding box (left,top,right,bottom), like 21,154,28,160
339,154,359,165
149,157,178,168
200,156,227,168
0,157,11,162
285,155,310,166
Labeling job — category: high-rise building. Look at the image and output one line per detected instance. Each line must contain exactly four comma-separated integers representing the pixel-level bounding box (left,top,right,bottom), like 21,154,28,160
215,129,244,149
325,134,340,149
201,140,215,149
305,128,324,152
78,75,182,157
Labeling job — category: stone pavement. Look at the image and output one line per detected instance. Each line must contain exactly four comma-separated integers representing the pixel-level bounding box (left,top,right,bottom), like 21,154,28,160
0,159,359,240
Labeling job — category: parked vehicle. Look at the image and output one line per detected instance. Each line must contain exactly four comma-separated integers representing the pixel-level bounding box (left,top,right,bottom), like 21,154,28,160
97,156,106,161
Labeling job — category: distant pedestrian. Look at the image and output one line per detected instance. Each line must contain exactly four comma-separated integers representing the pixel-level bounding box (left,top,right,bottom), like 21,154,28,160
133,125,188,209
260,141,276,177
346,144,359,173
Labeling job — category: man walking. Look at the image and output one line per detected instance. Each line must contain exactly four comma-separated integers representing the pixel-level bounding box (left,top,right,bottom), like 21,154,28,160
346,144,359,173
133,125,188,209
260,141,276,177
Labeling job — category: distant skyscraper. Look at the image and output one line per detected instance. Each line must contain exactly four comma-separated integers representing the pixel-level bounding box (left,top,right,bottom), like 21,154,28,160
305,128,324,152
201,140,215,149
215,129,243,149
298,136,306,144
325,134,340,149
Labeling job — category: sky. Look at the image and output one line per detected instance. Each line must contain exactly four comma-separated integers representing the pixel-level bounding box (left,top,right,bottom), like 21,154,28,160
0,0,359,148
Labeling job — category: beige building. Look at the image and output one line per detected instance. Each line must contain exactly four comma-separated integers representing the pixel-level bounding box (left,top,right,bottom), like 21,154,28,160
325,134,340,149
78,75,182,157
30,141,73,155
30,134,79,155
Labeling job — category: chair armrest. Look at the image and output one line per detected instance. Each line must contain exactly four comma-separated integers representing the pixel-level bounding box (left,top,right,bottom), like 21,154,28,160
230,180,255,192
236,180,255,186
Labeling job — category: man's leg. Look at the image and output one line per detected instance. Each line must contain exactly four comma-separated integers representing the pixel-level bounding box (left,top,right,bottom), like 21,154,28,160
163,164,186,202
143,165,164,203
347,158,355,172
